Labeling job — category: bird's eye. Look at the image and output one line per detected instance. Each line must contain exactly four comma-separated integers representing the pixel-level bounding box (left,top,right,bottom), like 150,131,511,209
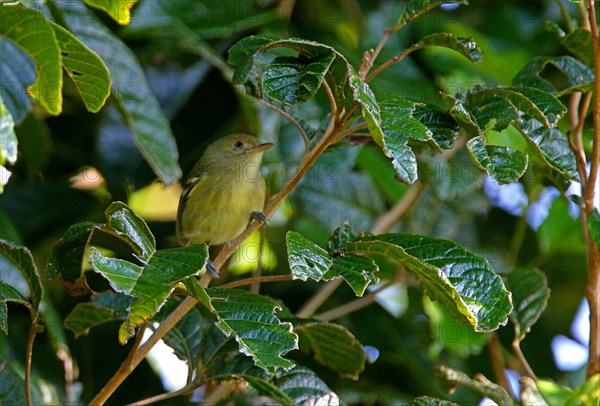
233,141,244,149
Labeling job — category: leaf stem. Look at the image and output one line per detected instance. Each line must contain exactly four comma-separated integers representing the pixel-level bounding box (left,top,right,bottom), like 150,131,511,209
366,46,415,82
254,97,310,152
24,313,38,406
487,333,510,393
512,339,537,381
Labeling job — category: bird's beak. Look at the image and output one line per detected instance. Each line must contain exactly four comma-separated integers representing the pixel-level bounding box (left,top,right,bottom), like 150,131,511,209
246,142,274,153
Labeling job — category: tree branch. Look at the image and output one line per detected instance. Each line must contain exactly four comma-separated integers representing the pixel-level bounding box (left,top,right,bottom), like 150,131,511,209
221,274,293,289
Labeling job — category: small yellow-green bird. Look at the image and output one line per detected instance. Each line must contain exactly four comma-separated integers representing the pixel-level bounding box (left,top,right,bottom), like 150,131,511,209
176,134,273,278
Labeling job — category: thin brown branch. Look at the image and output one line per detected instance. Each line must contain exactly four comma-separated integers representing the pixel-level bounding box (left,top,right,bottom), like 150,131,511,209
358,28,391,79
366,46,415,83
371,182,425,234
334,122,368,142
512,339,537,381
296,279,343,318
568,92,592,186
487,333,510,393
126,381,201,406
222,274,293,289
322,78,338,124
24,313,38,406
584,0,600,378
254,98,309,152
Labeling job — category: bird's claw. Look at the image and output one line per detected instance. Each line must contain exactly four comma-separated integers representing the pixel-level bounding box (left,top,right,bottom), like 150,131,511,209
206,259,220,279
251,211,269,226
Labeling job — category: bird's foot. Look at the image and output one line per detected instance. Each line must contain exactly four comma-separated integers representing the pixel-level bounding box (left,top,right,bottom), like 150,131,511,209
251,211,269,226
206,259,220,279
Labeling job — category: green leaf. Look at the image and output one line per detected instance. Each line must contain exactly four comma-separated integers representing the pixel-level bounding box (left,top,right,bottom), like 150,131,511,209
562,28,594,66
513,56,594,96
208,287,298,374
294,320,366,379
517,118,579,181
466,86,566,128
465,96,520,132
413,105,460,150
50,23,111,113
467,136,528,184
287,231,378,296
82,0,139,25
415,33,483,64
274,367,340,405
378,97,432,184
409,396,460,406
57,0,182,185
395,1,468,28
0,240,42,310
102,201,155,261
346,234,512,332
287,231,333,281
589,209,600,248
538,375,599,406
91,244,208,343
0,3,62,115
0,98,17,193
0,240,43,334
0,38,36,122
538,198,586,255
263,52,336,105
45,221,96,285
228,34,280,84
243,375,296,405
505,267,550,342
64,292,131,338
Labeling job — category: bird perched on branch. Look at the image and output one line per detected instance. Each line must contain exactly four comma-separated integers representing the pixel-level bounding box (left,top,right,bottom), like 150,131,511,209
177,133,273,278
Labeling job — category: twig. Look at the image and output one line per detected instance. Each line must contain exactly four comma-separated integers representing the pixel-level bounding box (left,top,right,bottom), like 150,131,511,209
487,333,511,393
313,279,397,321
568,92,592,186
222,275,293,289
24,313,38,406
334,122,368,142
583,0,600,378
296,279,343,318
366,46,415,82
512,339,537,381
125,381,201,406
371,182,425,234
254,98,309,152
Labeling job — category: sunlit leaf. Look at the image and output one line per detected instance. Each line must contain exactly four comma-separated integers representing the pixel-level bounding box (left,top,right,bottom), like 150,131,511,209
83,0,138,25
415,33,482,64
346,234,512,332
274,367,340,406
0,3,62,115
208,287,298,373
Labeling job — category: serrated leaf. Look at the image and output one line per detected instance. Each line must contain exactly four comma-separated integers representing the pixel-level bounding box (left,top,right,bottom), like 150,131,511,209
395,1,468,28
45,222,96,286
409,396,460,406
517,118,579,181
63,292,132,338
513,56,594,96
0,240,42,310
465,96,520,132
378,97,432,184
287,231,333,281
294,320,366,379
413,105,460,149
243,375,296,405
416,33,482,63
505,267,550,342
0,3,62,115
466,86,566,128
208,287,298,374
50,23,110,112
83,0,138,25
274,367,340,406
91,244,208,343
467,136,528,184
346,234,512,332
589,209,600,248
0,240,43,334
287,232,379,296
102,201,155,260
562,28,594,66
0,97,17,193
57,0,182,185
263,53,336,105
228,34,280,84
